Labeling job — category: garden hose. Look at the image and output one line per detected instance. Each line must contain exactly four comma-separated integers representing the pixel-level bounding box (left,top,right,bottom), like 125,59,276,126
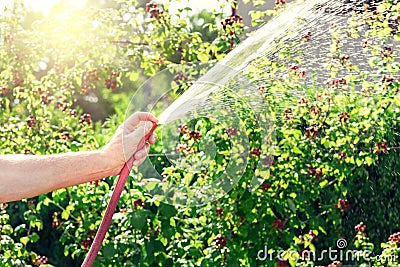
81,122,158,267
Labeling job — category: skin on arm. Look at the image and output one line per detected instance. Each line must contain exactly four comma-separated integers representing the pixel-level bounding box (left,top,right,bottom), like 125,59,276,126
0,112,158,203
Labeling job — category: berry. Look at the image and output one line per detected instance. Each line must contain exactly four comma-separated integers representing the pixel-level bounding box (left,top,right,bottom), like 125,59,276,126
216,207,224,217
296,70,306,78
310,105,321,116
134,198,145,210
56,101,67,111
277,260,289,267
338,112,350,123
226,126,237,137
375,142,388,154
26,115,36,129
90,179,101,186
306,126,318,139
250,148,261,157
33,255,48,266
388,232,400,243
173,73,188,86
288,63,299,72
0,86,11,96
284,108,293,119
330,78,347,87
214,234,227,248
52,213,61,228
308,166,323,179
302,31,312,42
308,230,317,240
79,114,92,125
81,238,92,249
61,131,72,141
261,183,271,191
328,261,342,267
298,97,308,106
67,109,77,118
381,47,393,59
189,130,202,140
262,156,274,166
355,222,367,233
381,74,393,85
362,39,372,48
178,124,189,134
272,219,283,230
338,151,347,161
176,143,191,154
335,199,350,210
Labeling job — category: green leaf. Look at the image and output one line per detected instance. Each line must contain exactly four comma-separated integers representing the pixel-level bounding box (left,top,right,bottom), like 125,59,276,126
319,180,328,188
365,157,374,166
159,203,177,219
197,52,210,63
29,232,40,243
288,199,296,213
131,210,149,230
292,146,302,155
129,71,139,82
102,242,117,258
20,236,29,246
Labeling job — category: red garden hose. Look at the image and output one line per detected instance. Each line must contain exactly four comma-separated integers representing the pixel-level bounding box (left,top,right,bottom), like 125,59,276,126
81,122,158,267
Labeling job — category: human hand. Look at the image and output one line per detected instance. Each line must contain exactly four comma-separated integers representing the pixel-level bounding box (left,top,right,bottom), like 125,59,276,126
102,112,158,174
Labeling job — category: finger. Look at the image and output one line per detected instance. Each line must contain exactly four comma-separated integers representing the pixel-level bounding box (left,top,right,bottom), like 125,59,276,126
128,121,154,152
134,143,150,161
133,156,147,167
125,112,158,132
148,133,157,145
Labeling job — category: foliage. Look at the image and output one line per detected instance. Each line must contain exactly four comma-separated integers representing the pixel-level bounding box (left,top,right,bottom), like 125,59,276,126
0,0,399,266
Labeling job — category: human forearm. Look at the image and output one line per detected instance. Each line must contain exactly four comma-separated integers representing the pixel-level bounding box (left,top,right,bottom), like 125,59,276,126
0,150,118,203
0,112,158,203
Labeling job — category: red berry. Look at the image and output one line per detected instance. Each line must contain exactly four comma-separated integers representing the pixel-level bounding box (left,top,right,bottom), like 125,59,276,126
277,260,289,267
261,183,271,191
134,198,145,210
214,234,227,248
284,108,293,119
338,112,350,123
328,261,342,267
338,151,347,161
226,126,237,137
335,199,350,210
188,130,202,140
79,114,92,125
81,238,92,249
250,148,261,157
375,142,388,154
272,219,283,230
0,86,11,96
26,115,36,129
355,222,367,233
216,208,224,217
388,232,400,243
308,230,317,240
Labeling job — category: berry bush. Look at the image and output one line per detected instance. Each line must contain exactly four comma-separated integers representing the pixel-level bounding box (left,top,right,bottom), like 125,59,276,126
0,0,399,266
